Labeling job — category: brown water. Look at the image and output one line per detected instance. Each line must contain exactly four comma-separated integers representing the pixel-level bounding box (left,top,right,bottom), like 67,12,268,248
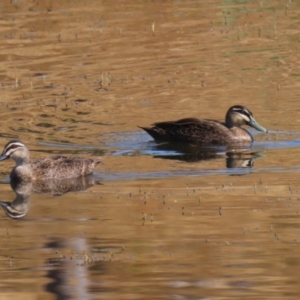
0,0,300,299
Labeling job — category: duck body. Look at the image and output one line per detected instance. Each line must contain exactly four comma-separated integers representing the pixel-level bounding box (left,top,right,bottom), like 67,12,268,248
12,156,101,181
140,118,254,145
140,105,267,145
0,140,101,182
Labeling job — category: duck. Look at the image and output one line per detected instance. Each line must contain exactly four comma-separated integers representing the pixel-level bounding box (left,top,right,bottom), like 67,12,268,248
0,140,102,182
139,105,267,145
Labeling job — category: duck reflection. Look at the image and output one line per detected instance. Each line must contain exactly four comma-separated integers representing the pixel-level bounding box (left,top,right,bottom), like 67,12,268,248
150,142,262,168
226,151,257,168
0,180,32,219
0,175,100,219
32,174,100,196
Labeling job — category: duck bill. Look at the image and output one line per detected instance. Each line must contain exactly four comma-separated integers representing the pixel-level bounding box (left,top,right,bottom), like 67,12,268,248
0,201,9,209
248,117,268,133
0,154,8,161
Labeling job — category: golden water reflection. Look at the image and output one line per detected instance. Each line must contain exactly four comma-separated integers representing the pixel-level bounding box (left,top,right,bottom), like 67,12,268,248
0,0,300,299
1,174,300,299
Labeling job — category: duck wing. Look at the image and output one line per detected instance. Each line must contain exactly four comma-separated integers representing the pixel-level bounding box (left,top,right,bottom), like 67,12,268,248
140,118,231,144
31,156,102,180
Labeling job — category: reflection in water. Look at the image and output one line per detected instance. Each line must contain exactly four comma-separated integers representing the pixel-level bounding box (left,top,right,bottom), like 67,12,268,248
0,181,32,219
32,174,100,196
0,175,100,219
102,130,264,170
45,239,92,300
226,151,258,168
45,238,125,299
150,141,262,169
0,0,299,298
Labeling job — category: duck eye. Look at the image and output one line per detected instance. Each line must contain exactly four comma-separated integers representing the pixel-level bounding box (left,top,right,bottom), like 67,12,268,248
6,144,20,153
242,110,251,118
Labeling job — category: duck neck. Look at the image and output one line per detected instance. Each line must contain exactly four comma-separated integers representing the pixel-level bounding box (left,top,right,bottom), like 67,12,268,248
15,156,30,167
11,157,33,182
225,112,242,129
225,113,235,128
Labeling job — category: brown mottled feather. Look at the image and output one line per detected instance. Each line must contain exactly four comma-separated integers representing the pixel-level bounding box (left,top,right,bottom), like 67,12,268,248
31,156,102,180
10,175,99,196
0,140,102,182
140,118,252,145
139,103,270,145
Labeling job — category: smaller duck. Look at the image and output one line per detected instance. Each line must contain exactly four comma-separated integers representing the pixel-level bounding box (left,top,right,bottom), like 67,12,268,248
0,140,102,181
139,105,267,145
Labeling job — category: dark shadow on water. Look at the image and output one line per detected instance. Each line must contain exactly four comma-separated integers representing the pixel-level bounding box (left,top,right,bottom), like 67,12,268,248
147,141,260,168
103,132,264,172
39,129,300,158
94,141,263,180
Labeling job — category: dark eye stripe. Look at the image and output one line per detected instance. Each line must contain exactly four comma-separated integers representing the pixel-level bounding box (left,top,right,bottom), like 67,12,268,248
233,108,252,116
5,143,24,153
241,109,252,118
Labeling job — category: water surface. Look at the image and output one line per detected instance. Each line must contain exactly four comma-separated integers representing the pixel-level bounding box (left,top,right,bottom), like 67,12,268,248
0,0,300,299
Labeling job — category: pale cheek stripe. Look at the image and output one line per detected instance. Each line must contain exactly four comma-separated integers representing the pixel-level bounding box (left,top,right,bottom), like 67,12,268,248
5,149,16,156
232,109,252,121
4,144,24,155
